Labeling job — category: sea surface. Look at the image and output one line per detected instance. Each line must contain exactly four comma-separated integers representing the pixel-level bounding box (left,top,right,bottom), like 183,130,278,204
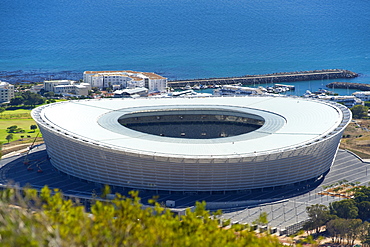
1,0,370,95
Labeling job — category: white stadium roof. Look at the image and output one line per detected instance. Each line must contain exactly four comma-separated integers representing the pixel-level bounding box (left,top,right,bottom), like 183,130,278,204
37,96,346,158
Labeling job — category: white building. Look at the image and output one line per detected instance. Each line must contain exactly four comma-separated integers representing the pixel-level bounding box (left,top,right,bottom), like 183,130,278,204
83,70,167,92
44,80,91,96
44,80,75,92
30,84,44,94
318,95,363,108
353,91,370,102
0,81,14,103
113,87,148,98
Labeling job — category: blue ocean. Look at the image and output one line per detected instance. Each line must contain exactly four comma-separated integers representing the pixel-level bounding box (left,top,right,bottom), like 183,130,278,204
1,0,370,95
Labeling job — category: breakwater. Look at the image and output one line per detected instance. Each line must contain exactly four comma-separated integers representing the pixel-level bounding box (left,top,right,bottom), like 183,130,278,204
168,69,358,89
326,82,370,91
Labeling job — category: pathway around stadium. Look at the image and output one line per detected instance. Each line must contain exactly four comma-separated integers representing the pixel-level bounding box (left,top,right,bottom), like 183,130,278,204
0,146,368,234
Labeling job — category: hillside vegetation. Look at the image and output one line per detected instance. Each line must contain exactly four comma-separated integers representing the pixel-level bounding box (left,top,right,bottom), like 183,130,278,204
0,186,283,247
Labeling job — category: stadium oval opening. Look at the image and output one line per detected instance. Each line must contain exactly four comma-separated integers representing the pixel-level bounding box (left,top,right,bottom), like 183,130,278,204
118,109,265,139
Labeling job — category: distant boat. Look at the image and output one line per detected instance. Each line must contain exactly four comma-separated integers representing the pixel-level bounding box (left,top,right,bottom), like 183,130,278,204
192,84,200,90
184,83,192,90
274,84,295,91
213,85,262,96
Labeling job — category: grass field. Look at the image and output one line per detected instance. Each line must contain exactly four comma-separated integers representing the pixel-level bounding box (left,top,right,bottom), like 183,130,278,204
0,102,69,146
340,119,370,159
0,109,32,119
0,109,40,144
1,109,32,115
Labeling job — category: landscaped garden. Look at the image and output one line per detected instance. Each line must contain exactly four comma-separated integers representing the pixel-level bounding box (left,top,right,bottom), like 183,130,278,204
0,109,41,145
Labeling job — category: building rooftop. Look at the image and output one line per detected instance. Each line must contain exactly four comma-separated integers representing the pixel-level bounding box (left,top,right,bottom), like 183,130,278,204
0,81,13,88
114,87,148,95
33,96,350,158
85,70,166,80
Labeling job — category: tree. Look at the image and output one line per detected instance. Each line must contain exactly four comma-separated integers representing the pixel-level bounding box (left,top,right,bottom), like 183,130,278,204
44,91,55,98
9,96,24,105
359,221,370,247
30,124,38,132
0,107,5,116
358,201,370,221
0,186,283,247
330,199,359,219
90,87,101,95
252,211,269,226
7,125,23,133
354,186,370,203
351,105,369,119
304,204,331,233
347,219,363,245
7,125,17,133
22,91,45,107
5,134,13,143
326,218,343,243
0,187,281,247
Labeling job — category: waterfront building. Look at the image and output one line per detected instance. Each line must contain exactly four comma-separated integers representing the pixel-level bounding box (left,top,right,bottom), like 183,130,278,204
0,81,14,103
44,80,91,96
318,95,362,108
352,91,370,102
83,70,167,92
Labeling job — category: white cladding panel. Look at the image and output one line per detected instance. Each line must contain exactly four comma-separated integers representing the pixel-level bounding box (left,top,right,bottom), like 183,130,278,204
32,96,351,191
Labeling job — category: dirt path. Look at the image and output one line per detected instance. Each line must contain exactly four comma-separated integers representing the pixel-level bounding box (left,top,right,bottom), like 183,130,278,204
1,140,44,156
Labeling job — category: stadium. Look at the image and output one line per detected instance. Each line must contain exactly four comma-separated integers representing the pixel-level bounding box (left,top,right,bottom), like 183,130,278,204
31,96,351,193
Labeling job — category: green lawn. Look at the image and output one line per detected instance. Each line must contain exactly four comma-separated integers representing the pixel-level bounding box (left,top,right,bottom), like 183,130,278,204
0,115,40,144
2,109,32,115
0,109,32,119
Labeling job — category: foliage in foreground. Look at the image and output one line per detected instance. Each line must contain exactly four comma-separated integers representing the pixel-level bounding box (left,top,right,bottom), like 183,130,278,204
0,186,283,247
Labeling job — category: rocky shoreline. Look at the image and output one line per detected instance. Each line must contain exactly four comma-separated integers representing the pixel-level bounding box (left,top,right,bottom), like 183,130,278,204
0,70,83,84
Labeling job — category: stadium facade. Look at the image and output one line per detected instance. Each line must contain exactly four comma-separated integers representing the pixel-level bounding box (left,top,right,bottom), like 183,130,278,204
31,96,351,192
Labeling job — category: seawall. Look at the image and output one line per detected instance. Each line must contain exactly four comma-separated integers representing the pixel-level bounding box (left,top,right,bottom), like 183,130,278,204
168,69,358,89
326,81,370,91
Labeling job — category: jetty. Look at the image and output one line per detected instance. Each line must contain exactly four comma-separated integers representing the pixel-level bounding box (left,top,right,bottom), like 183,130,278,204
168,69,358,89
326,82,370,91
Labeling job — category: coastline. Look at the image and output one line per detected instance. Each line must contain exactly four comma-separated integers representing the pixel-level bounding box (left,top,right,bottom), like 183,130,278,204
0,70,83,84
0,69,361,96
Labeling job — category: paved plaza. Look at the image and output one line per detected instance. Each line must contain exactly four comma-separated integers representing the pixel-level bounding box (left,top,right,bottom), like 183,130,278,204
1,145,368,234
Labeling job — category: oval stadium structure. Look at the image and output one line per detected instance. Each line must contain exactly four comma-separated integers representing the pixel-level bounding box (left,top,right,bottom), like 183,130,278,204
31,96,351,192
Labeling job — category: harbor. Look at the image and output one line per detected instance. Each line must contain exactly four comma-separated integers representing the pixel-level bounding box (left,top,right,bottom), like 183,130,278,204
168,69,358,89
